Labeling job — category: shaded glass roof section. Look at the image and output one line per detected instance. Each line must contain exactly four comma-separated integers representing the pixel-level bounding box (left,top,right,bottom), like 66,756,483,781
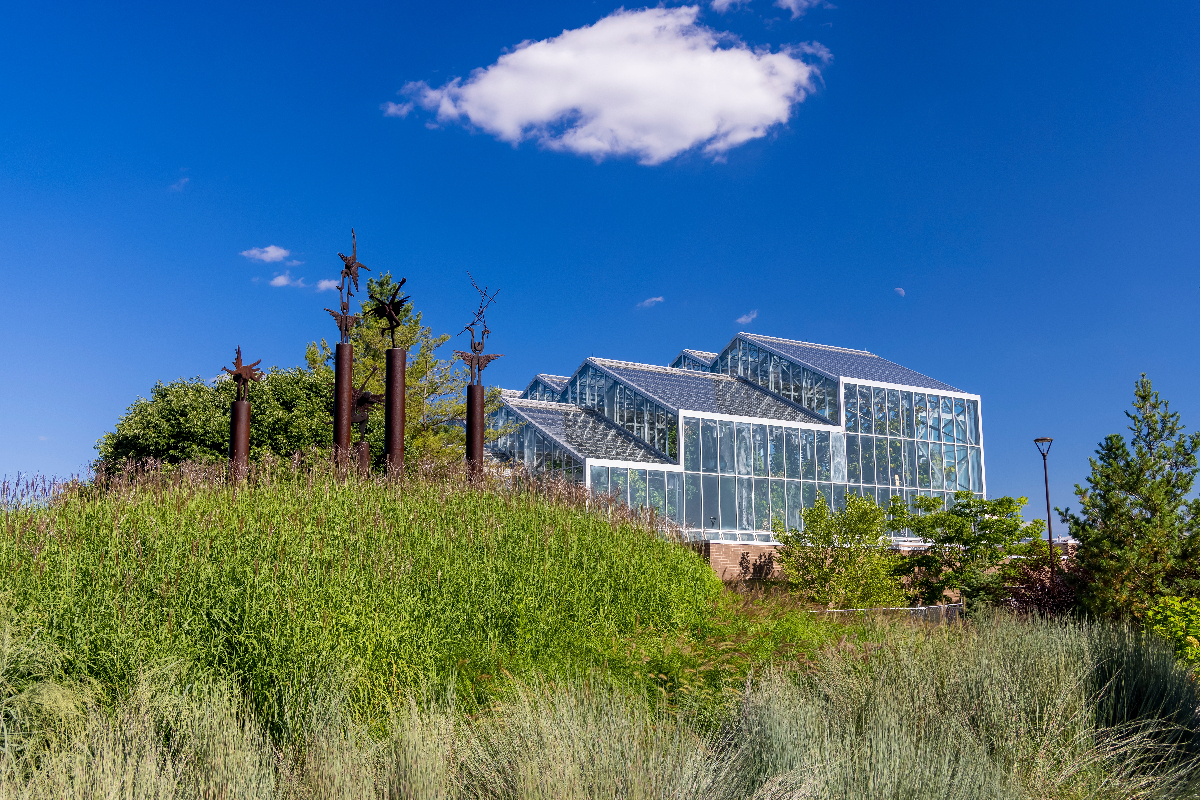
589,359,833,425
504,398,673,464
740,333,961,393
673,349,717,366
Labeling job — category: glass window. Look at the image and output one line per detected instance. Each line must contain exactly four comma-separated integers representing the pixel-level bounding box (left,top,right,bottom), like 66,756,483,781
844,384,859,433
769,426,785,477
734,423,751,476
874,436,888,487
770,479,785,532
815,380,827,419
904,440,917,487
929,443,944,490
666,472,682,522
747,344,759,384
969,447,982,494
942,444,957,491
901,391,915,439
954,398,967,444
816,431,831,482
916,442,930,489
833,484,847,511
827,378,840,424
966,400,979,445
720,475,738,531
927,395,941,442
873,387,887,435
736,477,753,530
914,393,927,440
785,428,801,478
701,419,718,473
941,396,955,443
957,445,970,492
859,385,873,435
684,473,702,528
590,465,609,495
611,468,629,505
703,474,720,529
786,481,803,531
630,469,647,509
754,478,770,531
831,432,847,483
719,420,736,474
781,362,793,401
847,434,861,484
752,424,768,477
889,439,903,490
886,389,901,437
860,436,875,486
802,481,816,510
818,483,833,510
801,430,816,481
648,471,666,518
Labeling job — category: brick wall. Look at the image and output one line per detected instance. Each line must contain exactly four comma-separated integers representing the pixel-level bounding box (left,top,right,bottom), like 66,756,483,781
689,541,783,581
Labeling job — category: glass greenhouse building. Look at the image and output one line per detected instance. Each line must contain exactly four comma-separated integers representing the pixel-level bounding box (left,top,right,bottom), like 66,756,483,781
489,332,985,543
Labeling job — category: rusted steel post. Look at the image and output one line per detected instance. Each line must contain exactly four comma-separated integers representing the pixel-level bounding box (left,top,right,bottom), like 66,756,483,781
229,400,250,480
385,348,406,474
355,440,371,474
334,343,353,459
466,384,485,478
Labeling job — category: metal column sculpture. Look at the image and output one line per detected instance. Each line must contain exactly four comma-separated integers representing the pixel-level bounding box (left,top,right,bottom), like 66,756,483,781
352,372,383,474
222,347,262,481
368,279,411,474
454,274,502,479
325,229,369,463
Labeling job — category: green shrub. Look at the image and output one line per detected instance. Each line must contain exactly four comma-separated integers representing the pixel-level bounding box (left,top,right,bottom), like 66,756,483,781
1146,596,1200,672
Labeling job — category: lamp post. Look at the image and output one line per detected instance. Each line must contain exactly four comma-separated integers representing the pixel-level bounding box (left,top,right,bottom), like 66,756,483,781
1034,438,1054,572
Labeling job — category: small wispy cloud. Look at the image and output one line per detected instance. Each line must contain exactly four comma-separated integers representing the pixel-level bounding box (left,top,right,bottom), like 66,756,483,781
316,279,340,292
776,0,826,19
168,176,190,192
241,245,290,263
382,101,414,118
736,310,758,325
710,0,749,11
269,271,306,288
286,259,304,266
637,296,665,309
894,287,905,297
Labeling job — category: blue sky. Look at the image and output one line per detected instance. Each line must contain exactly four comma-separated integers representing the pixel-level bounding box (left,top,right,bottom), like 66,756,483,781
2,0,1199,519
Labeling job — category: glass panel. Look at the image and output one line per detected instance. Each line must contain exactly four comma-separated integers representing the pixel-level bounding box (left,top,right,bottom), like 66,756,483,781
957,445,970,492
927,395,941,442
648,471,666,518
954,398,967,444
786,481,802,531
801,430,816,480
873,387,887,435
736,477,753,530
785,428,801,478
802,481,816,509
747,344,759,384
754,478,771,532
667,472,682,522
929,443,944,490
770,479,786,532
860,436,875,486
833,483,847,511
630,469,647,509
904,440,916,487
914,393,927,441
844,383,859,433
966,400,979,445
916,441,930,489
831,432,847,483
886,389,901,437
685,473,702,528
666,413,678,460
701,419,718,473
734,423,751,476
818,483,833,509
720,475,738,531
888,439,903,490
753,424,769,477
611,468,629,506
827,378,840,424
942,444,957,491
874,436,888,487
941,396,955,443
901,391,914,439
969,447,982,493
816,431,831,482
815,380,827,419
590,465,609,495
847,434,861,483
769,426,785,477
719,420,736,474
859,385,873,435
781,361,793,401
702,474,720,530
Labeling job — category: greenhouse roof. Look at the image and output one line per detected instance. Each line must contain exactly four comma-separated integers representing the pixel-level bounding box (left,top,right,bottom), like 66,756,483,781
504,398,674,464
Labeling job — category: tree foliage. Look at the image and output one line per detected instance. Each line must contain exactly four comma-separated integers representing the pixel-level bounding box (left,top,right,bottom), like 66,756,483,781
889,492,1042,610
774,493,906,609
1061,375,1200,618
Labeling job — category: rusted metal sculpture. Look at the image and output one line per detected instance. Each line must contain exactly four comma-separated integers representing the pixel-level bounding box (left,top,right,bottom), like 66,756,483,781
351,370,384,474
368,279,411,474
222,346,263,480
454,274,502,478
325,229,369,459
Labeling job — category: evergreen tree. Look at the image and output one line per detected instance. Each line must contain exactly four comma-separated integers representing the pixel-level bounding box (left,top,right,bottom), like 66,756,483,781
1062,375,1200,618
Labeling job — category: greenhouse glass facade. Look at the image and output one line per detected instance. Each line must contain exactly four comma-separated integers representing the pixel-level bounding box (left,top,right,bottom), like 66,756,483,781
489,332,984,544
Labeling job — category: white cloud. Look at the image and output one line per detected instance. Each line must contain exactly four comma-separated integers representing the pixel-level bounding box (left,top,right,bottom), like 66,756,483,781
269,271,306,288
736,309,758,324
168,176,190,192
316,279,340,292
286,259,304,266
775,0,825,19
382,101,414,118
894,287,905,297
241,245,291,263
637,296,665,308
401,7,824,165
710,0,749,11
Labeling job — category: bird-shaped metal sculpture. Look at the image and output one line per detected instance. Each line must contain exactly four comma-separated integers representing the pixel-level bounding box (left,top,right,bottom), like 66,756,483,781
222,346,263,401
350,370,384,439
454,272,502,385
324,307,360,344
367,278,411,349
337,228,370,295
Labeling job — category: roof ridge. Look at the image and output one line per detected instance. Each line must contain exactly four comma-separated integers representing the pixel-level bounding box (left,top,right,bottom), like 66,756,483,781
744,333,875,356
591,356,735,378
507,398,582,409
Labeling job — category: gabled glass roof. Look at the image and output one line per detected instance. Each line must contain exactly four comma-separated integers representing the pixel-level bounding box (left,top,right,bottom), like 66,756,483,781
739,333,961,392
504,398,674,464
672,349,717,366
522,374,570,394
589,358,834,425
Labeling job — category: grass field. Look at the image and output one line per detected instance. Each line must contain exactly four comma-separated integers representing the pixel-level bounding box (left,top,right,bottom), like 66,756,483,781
1,459,1197,798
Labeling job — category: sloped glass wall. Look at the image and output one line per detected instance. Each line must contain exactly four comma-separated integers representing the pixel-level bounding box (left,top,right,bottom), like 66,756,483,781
561,363,678,459
712,338,840,423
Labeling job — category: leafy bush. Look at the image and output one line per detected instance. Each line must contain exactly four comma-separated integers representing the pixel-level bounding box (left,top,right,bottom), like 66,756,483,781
1146,596,1200,672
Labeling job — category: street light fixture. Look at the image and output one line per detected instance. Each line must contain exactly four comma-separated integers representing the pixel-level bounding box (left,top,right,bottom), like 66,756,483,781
1034,438,1054,572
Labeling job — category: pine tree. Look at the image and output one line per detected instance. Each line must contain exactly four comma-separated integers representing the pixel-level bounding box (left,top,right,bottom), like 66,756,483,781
1062,375,1200,618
